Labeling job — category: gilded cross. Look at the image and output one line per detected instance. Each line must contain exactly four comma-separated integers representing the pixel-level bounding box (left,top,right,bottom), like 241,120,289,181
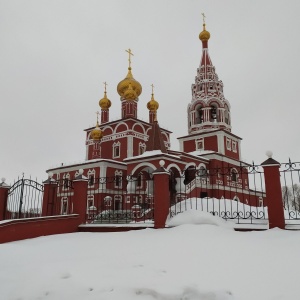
103,81,107,93
125,48,134,68
96,111,100,123
151,84,154,95
201,12,206,24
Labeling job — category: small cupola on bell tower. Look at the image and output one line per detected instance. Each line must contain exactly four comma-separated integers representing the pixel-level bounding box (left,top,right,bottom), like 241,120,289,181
117,48,142,119
187,14,231,134
147,84,159,123
90,112,104,159
99,82,111,124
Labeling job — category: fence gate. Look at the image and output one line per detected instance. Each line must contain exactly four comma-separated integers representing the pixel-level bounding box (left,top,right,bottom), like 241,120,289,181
5,177,44,219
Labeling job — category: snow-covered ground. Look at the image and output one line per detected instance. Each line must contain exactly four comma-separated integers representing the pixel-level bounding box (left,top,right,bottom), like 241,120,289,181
1,211,300,300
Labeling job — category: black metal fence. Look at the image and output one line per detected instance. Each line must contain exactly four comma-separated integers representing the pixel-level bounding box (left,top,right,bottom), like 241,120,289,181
86,175,154,224
169,163,267,225
5,177,44,219
281,160,300,225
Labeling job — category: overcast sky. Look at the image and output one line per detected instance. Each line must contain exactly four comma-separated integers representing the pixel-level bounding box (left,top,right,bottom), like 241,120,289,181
1,0,300,184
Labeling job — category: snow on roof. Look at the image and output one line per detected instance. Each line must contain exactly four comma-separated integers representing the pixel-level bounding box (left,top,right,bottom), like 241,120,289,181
124,150,180,161
47,158,126,171
188,150,215,156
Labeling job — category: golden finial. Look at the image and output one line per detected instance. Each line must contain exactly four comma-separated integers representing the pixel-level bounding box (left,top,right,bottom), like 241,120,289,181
199,12,210,42
103,81,107,93
125,48,134,69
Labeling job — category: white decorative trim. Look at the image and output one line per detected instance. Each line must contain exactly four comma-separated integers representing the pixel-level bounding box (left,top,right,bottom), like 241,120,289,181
131,162,157,175
127,135,133,158
195,138,204,150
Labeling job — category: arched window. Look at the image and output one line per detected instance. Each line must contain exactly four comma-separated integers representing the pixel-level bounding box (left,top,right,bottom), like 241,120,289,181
231,169,238,182
113,141,121,158
198,166,207,177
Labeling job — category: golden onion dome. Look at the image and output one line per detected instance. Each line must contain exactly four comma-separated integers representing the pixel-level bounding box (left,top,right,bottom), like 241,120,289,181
199,24,210,42
147,93,159,111
90,120,103,141
99,91,111,110
117,67,142,100
123,82,137,101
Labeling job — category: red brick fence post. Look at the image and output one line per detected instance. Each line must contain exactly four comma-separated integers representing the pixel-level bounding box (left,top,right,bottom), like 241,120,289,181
261,152,285,229
42,174,57,217
153,160,170,229
0,178,10,221
72,169,88,224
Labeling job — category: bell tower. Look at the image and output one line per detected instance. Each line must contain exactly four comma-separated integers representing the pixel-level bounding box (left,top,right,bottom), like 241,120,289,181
178,15,242,161
188,14,231,134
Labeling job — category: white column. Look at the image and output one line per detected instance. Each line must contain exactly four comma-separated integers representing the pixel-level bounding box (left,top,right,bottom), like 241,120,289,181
127,135,133,158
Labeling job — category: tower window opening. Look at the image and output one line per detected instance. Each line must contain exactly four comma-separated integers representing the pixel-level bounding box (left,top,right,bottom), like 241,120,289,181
196,107,203,124
210,106,217,122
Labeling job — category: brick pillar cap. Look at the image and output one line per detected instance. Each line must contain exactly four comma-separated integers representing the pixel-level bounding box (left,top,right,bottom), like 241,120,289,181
261,158,280,166
74,169,88,181
153,160,169,174
153,167,169,174
43,178,57,184
0,182,10,188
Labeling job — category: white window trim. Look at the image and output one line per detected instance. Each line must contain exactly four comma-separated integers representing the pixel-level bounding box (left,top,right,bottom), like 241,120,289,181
61,197,68,215
232,141,237,153
226,137,231,151
196,138,204,151
113,141,121,158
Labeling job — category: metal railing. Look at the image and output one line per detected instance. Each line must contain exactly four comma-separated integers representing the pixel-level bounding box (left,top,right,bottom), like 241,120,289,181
86,175,154,224
169,163,267,225
280,160,300,225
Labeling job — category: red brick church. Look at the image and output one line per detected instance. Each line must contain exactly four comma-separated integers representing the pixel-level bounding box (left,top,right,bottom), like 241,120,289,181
46,20,261,218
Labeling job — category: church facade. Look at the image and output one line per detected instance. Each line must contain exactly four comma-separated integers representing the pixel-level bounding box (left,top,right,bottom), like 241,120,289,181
46,21,262,219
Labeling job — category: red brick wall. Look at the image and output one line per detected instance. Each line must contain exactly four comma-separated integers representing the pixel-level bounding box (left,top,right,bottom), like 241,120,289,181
0,215,80,243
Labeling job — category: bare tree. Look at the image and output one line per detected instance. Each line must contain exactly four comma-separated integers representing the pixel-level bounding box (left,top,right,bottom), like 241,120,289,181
282,184,300,211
